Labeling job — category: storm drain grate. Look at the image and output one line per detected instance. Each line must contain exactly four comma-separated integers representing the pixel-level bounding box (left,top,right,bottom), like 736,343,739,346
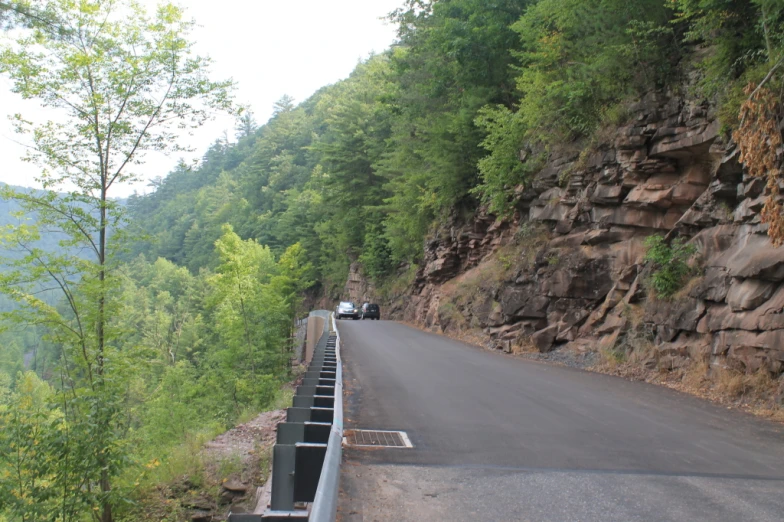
343,429,413,448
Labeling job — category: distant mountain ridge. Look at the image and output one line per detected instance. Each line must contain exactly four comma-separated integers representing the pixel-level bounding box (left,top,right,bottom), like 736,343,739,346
0,183,128,260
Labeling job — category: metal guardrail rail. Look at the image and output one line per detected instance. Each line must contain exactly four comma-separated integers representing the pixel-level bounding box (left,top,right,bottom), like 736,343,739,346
228,311,343,522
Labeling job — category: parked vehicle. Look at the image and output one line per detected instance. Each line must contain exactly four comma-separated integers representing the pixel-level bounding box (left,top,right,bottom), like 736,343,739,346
361,303,380,320
335,301,360,320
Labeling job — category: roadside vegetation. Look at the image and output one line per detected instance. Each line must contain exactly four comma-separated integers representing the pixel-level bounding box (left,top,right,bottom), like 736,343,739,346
0,2,306,520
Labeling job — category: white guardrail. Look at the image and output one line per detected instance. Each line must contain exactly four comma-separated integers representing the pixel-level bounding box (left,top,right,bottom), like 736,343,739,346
309,313,343,521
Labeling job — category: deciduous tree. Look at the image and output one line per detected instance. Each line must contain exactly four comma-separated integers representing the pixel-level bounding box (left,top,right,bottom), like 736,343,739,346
0,1,232,519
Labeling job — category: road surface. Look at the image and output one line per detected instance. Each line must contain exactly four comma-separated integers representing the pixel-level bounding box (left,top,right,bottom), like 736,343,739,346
336,320,784,522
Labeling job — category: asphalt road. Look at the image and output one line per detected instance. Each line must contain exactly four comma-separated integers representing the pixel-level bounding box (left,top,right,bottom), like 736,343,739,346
336,320,784,522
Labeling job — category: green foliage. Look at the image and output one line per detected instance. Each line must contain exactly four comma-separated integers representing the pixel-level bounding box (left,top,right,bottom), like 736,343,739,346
210,225,286,383
6,0,784,516
474,105,540,215
472,0,677,211
513,0,675,138
381,1,530,254
119,0,784,292
0,372,114,521
0,1,233,519
126,2,532,278
672,1,777,89
358,224,393,280
0,241,305,520
644,235,697,298
670,0,784,129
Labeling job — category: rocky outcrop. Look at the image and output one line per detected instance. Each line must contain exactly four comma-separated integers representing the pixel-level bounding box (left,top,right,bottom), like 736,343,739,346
382,90,784,378
344,262,375,304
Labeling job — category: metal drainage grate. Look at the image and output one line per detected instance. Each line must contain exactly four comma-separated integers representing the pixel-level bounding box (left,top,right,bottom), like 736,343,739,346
343,429,413,448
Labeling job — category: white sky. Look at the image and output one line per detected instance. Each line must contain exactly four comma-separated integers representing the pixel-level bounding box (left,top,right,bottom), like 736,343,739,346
0,0,402,196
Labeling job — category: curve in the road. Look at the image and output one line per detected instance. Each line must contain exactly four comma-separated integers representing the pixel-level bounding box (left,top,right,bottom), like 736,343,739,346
337,320,784,522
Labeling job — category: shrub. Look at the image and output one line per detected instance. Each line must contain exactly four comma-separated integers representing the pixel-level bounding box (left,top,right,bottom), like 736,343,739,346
644,235,697,298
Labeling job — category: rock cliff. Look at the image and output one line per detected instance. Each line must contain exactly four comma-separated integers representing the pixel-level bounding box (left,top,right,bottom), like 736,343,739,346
347,89,784,384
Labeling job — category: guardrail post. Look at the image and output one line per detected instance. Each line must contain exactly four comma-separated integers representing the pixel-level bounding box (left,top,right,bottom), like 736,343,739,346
294,443,328,502
229,310,341,522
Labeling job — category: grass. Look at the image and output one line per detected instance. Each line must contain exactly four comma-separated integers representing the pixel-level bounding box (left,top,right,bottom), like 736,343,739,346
599,345,627,369
511,336,539,355
215,453,244,480
256,442,274,485
670,275,704,301
713,364,777,400
681,359,711,390
120,434,213,521
591,291,784,422
566,100,634,175
678,358,782,419
269,386,295,410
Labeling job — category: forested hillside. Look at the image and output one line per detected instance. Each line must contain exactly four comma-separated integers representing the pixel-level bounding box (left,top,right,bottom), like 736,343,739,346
2,0,783,520
127,0,781,298
126,0,533,289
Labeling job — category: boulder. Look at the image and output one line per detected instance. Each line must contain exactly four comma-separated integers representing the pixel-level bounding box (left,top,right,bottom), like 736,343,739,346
715,149,744,183
540,258,614,300
516,296,551,319
546,298,592,328
591,184,624,205
734,196,766,223
530,202,572,222
486,300,505,327
595,313,627,336
471,295,499,327
699,284,784,332
671,182,707,206
714,229,784,281
487,323,525,340
182,496,214,511
689,268,732,302
657,333,711,360
591,206,683,230
625,184,674,209
191,511,213,522
499,285,534,317
649,120,719,158
691,224,737,261
644,298,706,332
658,355,690,370
741,177,766,199
222,480,248,493
531,324,560,353
713,330,784,355
726,279,777,312
582,227,635,246
424,257,459,283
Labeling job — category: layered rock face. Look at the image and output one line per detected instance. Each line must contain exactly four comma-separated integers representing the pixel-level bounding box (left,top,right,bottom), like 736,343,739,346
383,91,784,376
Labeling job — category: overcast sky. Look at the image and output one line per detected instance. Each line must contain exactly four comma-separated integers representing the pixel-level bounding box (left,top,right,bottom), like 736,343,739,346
0,0,402,196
